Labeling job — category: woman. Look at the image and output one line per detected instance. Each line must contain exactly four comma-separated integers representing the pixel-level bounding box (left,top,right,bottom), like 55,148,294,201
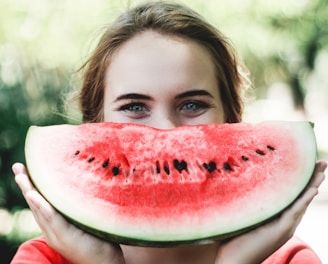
12,1,326,263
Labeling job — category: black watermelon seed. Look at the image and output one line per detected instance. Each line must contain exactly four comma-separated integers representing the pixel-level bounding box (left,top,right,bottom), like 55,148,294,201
223,162,233,171
242,155,249,161
88,157,95,163
164,164,170,175
112,167,120,176
102,159,109,168
74,151,80,156
156,161,161,173
256,149,265,156
203,162,216,173
267,145,275,151
173,159,187,172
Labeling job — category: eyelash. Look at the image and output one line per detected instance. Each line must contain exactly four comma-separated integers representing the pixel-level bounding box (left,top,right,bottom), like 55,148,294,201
179,100,211,112
119,102,149,113
118,100,213,118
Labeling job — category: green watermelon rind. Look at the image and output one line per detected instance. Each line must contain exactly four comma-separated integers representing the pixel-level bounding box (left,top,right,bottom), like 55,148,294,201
59,206,292,247
25,121,317,247
59,163,316,247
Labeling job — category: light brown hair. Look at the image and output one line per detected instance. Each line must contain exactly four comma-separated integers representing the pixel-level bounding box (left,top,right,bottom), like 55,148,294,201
79,1,249,123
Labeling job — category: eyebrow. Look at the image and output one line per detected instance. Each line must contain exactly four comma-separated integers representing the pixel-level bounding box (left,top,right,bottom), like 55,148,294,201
114,93,153,102
113,89,214,102
175,89,214,99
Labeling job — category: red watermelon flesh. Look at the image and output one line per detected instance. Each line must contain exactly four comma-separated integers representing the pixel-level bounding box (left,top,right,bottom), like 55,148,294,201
24,121,316,246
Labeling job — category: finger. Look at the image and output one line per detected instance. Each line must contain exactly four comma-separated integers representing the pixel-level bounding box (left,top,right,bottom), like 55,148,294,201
25,190,68,243
308,163,326,190
313,160,327,174
281,186,318,233
26,190,68,229
12,162,28,175
14,172,36,197
26,190,70,234
305,161,326,190
25,189,51,214
12,162,36,197
14,170,64,240
12,162,76,245
310,171,325,189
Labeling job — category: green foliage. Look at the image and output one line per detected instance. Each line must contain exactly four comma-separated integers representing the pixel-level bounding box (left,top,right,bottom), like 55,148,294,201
0,57,70,261
266,0,328,108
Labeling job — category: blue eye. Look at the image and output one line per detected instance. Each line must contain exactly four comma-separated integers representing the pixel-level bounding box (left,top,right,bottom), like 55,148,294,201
118,102,150,119
180,101,209,112
120,103,148,113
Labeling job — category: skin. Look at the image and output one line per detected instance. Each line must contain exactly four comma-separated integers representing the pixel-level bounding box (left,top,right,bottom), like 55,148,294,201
12,31,327,264
104,31,224,127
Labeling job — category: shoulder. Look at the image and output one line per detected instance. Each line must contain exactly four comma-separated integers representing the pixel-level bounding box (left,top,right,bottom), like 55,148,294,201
262,236,322,264
10,236,71,264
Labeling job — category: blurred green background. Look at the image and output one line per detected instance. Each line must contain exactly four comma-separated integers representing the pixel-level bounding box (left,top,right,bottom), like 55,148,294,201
1,0,327,262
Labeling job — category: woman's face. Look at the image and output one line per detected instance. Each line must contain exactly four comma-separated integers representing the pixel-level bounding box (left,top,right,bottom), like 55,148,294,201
103,31,224,129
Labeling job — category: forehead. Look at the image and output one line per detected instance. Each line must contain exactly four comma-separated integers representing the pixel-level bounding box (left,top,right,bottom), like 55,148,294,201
105,30,218,97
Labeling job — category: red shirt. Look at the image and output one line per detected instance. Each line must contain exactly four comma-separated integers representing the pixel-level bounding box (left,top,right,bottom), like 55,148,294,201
10,236,321,263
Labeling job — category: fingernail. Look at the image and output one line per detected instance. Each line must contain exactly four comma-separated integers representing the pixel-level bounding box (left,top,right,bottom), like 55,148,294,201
12,163,23,174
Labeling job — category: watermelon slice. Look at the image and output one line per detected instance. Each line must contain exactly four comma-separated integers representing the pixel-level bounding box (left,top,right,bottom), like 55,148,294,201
24,121,316,246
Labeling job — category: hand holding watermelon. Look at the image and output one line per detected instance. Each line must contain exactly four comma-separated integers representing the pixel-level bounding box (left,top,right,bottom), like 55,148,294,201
215,160,326,264
12,161,326,264
12,163,125,264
